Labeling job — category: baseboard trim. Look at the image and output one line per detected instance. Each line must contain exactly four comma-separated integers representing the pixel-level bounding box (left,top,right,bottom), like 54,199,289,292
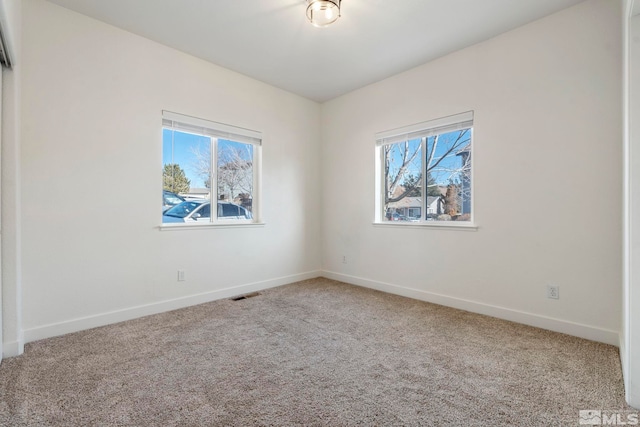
2,339,24,358
20,270,620,349
322,271,620,346
24,270,322,344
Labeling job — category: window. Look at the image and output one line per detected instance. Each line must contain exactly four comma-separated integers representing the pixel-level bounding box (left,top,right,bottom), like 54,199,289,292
161,111,261,225
375,111,473,225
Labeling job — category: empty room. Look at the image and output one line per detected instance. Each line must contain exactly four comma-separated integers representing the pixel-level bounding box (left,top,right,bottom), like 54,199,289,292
1,0,639,425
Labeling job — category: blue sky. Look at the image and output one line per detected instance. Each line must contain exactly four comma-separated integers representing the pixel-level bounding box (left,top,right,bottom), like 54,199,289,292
163,129,253,189
387,128,471,187
163,129,209,188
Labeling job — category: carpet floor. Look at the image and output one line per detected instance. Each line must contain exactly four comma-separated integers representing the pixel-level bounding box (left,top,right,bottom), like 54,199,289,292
0,278,633,426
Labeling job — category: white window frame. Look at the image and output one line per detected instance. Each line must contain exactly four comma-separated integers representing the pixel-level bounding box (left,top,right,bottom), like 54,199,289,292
160,111,263,229
374,111,476,230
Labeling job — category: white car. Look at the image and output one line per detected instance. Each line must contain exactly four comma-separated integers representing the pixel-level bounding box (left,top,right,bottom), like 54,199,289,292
162,190,185,212
162,200,252,223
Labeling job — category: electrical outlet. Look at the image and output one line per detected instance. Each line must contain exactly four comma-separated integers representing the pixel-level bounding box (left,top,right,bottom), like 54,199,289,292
177,270,186,281
342,255,347,264
547,285,559,299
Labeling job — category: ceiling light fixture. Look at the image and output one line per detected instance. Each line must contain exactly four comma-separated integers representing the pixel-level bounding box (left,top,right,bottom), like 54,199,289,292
306,0,341,28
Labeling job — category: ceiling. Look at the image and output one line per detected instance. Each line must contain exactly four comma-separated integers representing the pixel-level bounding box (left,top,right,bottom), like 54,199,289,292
46,0,586,103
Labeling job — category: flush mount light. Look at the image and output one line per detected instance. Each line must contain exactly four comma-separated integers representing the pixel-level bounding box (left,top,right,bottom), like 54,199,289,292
306,0,341,28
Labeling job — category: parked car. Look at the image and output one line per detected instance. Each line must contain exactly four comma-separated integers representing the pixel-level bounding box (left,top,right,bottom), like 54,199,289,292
163,190,185,212
162,199,252,223
386,212,407,221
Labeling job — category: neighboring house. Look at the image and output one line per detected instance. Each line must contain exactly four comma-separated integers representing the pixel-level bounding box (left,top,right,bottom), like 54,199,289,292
426,196,443,215
181,187,211,199
387,196,443,219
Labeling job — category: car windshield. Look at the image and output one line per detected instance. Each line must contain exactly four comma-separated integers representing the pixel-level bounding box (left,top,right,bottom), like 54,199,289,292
164,194,183,206
164,201,203,218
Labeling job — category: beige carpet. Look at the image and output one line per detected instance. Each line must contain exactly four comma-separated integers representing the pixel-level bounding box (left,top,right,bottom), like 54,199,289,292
0,278,632,426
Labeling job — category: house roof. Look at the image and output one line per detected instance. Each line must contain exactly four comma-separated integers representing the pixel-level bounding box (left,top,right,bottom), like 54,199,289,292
184,188,210,195
388,196,441,209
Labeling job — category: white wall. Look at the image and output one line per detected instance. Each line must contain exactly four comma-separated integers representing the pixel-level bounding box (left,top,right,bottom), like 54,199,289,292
17,0,321,341
1,0,22,358
321,0,623,345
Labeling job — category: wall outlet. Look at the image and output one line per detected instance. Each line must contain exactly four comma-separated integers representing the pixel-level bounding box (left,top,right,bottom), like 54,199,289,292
547,285,559,299
177,270,186,281
342,255,347,264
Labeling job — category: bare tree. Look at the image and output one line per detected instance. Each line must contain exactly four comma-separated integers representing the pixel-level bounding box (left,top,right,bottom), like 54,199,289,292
217,143,253,202
190,145,211,189
384,129,471,215
384,141,422,205
426,130,470,176
189,143,253,203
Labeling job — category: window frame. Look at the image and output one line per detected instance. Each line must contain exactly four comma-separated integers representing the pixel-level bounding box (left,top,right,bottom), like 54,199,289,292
374,111,476,229
160,111,263,229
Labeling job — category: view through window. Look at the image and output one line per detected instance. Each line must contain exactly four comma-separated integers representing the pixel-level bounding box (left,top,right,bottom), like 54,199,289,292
376,112,473,224
161,112,261,224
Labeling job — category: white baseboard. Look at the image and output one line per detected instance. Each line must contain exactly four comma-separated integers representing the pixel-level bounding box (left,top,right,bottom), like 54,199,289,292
322,271,620,346
18,269,620,349
2,339,24,358
23,270,322,344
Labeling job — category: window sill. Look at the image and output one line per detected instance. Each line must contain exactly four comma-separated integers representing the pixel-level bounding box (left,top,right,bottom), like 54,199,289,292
372,222,478,231
159,222,266,231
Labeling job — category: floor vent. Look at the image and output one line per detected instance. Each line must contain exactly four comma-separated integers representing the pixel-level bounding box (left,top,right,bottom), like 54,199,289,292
231,292,261,301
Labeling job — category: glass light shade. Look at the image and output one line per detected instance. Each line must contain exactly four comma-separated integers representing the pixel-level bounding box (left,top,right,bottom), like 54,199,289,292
306,0,341,27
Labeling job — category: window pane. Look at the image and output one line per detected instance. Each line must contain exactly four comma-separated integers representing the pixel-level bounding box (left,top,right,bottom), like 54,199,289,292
426,128,471,221
376,113,472,226
217,139,253,219
162,129,212,223
383,138,423,222
196,203,211,220
163,200,205,221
